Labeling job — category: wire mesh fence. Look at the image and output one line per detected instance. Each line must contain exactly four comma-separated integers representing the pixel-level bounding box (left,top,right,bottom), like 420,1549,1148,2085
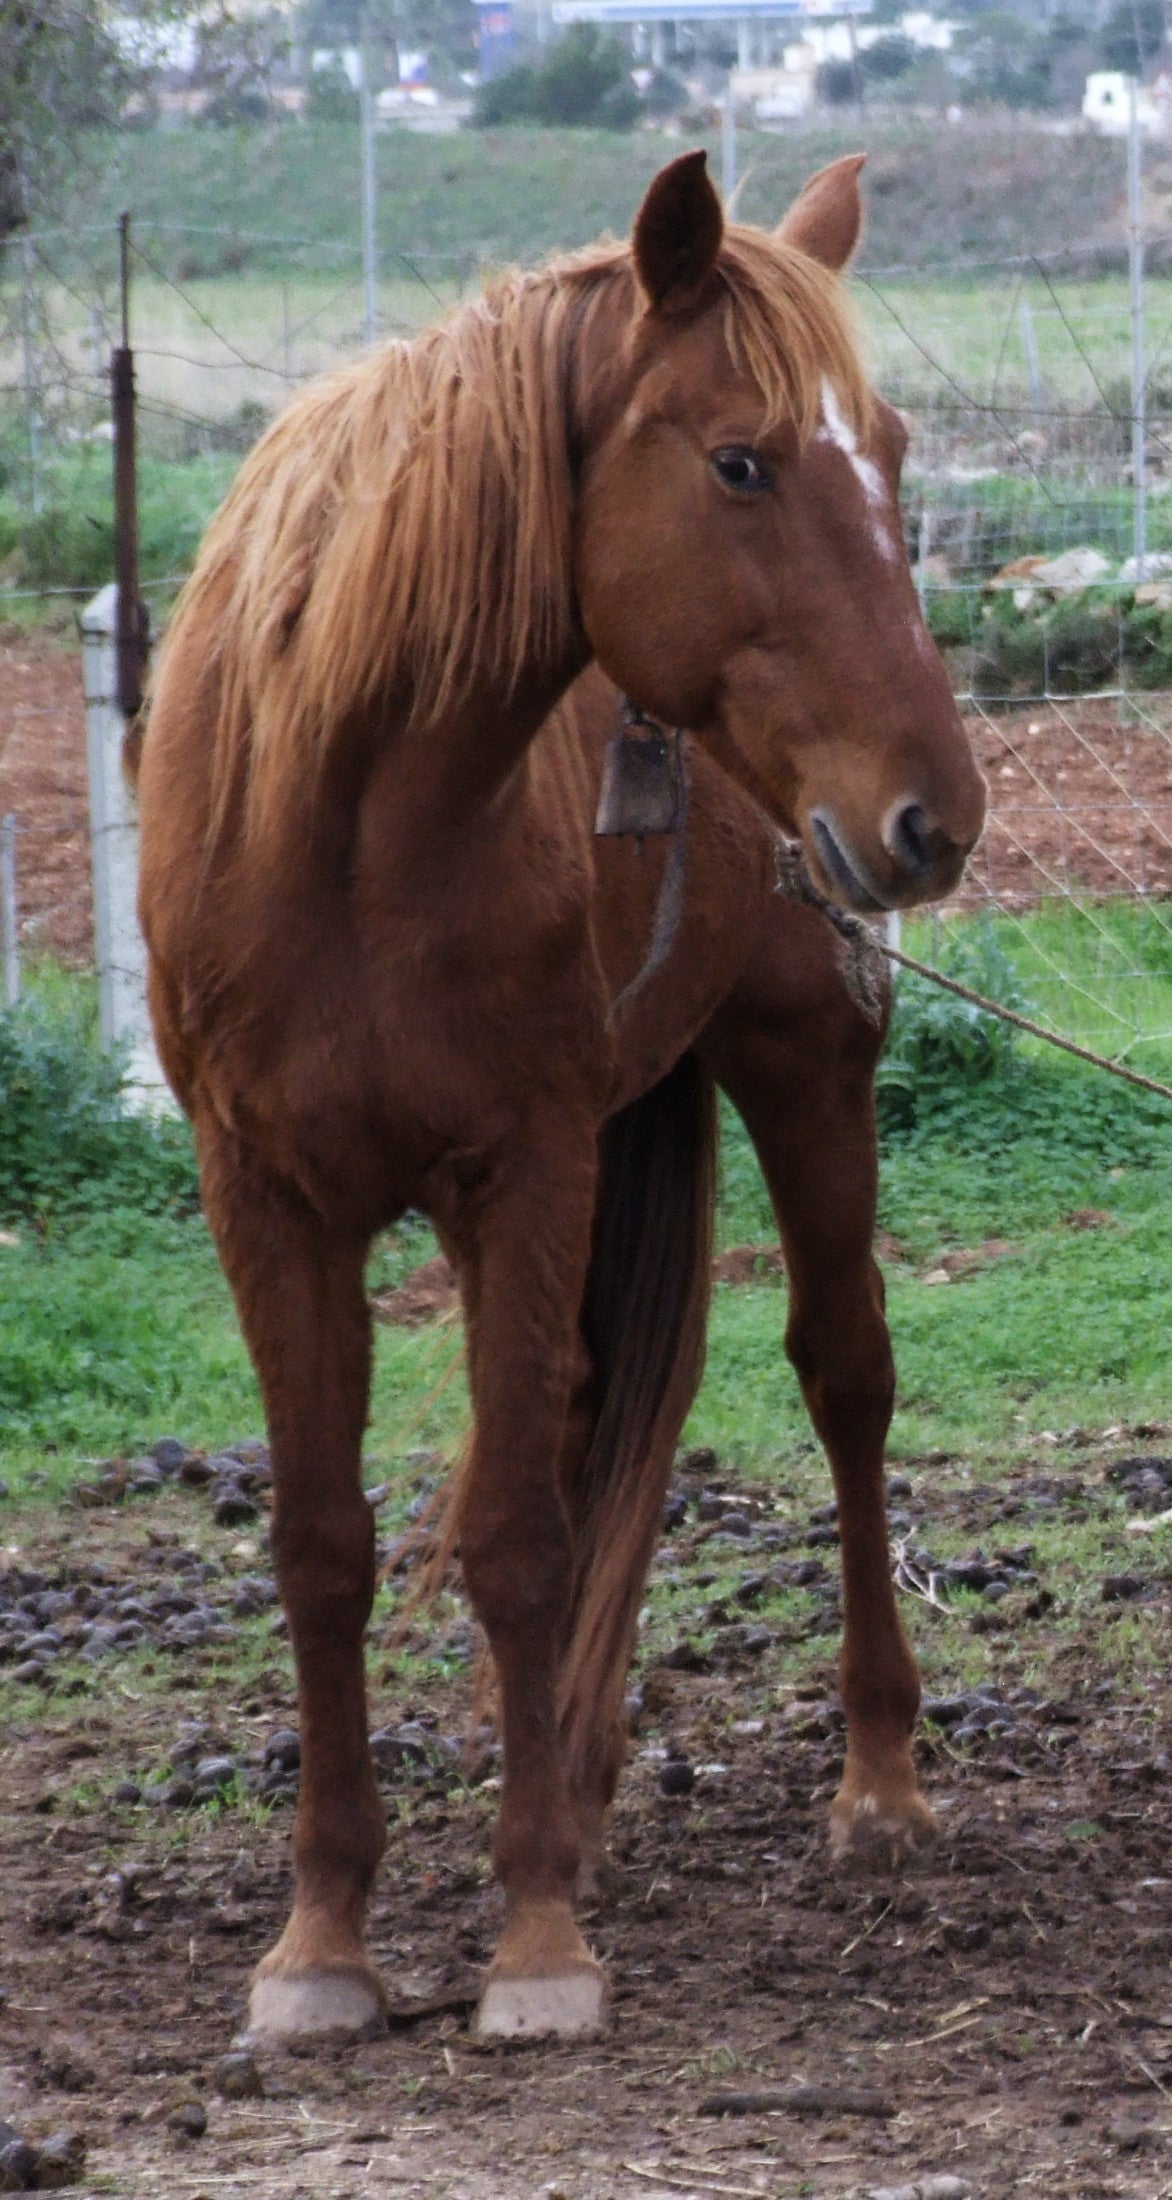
2,211,1172,1068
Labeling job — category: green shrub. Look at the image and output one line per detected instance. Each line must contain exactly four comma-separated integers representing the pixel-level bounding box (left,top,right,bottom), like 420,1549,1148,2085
18,501,115,593
0,979,198,1221
878,912,1028,1133
877,910,1172,1174
474,26,638,128
1043,594,1121,690
926,589,973,650
305,62,360,125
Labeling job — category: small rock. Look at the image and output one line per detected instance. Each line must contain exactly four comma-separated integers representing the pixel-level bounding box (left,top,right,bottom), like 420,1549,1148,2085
151,1438,192,1476
31,2131,86,2189
1102,1572,1145,1601
172,1722,211,1764
194,1756,238,1791
213,2051,263,2101
212,1485,259,1528
167,2099,207,2141
865,2183,968,2200
658,1758,695,1798
263,1728,300,1772
111,1779,142,1806
658,1639,710,1673
179,1454,214,1486
0,2139,37,2192
160,1778,195,1810
232,1575,277,1617
1106,2114,1151,2151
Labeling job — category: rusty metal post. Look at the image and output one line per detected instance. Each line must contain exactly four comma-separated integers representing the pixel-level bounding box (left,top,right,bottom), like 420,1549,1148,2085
111,211,149,718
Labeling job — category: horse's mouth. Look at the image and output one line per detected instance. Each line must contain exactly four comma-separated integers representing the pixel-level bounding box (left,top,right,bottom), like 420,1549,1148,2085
807,810,891,915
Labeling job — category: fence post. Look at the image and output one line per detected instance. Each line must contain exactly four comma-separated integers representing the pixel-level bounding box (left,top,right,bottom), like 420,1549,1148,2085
722,82,737,208
19,237,42,517
360,8,378,345
1019,298,1041,410
81,584,171,1109
1128,80,1148,583
0,814,18,1008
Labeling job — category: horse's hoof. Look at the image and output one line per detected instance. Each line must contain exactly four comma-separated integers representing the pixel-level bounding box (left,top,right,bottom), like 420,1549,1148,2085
829,1787,938,1869
247,1964,387,2043
475,1962,608,2041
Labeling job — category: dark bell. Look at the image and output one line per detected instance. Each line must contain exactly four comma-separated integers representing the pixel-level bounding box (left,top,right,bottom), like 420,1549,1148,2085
595,725,681,838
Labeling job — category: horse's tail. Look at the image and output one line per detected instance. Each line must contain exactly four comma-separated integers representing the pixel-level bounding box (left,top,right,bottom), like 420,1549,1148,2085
559,1049,717,1819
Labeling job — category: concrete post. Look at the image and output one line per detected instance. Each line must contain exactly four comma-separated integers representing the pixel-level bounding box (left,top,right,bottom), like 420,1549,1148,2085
81,583,172,1110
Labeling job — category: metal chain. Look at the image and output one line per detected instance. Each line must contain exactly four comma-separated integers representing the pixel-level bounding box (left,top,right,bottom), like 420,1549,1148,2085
772,841,1172,1107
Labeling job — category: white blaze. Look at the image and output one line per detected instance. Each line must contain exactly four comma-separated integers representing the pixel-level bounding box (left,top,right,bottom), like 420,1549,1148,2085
818,377,901,564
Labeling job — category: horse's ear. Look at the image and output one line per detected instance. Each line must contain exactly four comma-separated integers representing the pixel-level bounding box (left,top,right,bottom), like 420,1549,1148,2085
776,154,866,272
632,150,724,315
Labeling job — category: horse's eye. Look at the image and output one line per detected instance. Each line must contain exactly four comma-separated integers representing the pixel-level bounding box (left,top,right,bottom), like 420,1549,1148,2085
711,446,771,495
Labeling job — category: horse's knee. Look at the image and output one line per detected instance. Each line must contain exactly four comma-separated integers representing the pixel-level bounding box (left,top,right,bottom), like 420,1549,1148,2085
785,1267,894,1428
460,1510,574,1637
270,1498,377,1637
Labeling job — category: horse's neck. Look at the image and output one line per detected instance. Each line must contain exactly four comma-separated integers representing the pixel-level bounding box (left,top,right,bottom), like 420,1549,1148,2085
351,652,595,876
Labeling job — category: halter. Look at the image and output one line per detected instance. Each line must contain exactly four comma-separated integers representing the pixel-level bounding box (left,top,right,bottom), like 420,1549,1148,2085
594,697,888,1034
594,698,689,1020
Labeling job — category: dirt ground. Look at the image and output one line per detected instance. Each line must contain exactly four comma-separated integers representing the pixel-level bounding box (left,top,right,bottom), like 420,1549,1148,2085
2,1434,1172,2200
2,630,1172,963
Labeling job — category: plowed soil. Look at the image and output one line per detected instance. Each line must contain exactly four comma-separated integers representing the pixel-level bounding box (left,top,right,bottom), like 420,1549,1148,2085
2,634,1172,964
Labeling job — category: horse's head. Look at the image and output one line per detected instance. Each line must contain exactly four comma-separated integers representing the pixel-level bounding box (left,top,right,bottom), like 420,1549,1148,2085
574,153,985,913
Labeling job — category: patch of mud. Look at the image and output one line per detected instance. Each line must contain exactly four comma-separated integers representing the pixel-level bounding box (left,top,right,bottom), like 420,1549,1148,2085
1,1452,1171,2199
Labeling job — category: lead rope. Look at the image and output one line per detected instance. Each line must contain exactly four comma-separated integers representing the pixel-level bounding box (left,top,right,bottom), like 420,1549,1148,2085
772,839,1172,1107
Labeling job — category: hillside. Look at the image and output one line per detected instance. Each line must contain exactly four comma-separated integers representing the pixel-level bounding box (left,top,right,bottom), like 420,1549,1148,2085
60,116,1139,277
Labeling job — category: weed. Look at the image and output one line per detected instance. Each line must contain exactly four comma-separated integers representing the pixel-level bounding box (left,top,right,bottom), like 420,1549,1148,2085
0,966,198,1223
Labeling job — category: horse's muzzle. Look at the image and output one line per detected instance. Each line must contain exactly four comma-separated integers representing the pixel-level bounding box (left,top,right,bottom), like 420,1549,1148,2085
808,802,975,913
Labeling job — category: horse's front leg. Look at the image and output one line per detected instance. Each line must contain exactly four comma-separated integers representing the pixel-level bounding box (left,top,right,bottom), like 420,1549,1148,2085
450,1113,606,2039
196,1118,386,2041
700,918,936,1865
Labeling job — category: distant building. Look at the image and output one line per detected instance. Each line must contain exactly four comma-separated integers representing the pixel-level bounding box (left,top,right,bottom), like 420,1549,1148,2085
550,0,870,73
1083,69,1170,138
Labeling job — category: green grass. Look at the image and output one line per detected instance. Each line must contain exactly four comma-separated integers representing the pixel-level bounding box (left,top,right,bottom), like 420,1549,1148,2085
0,1211,468,1494
695,1096,1172,1467
2,910,1170,1503
906,900,1172,1069
45,117,1132,280
2,1057,1170,1500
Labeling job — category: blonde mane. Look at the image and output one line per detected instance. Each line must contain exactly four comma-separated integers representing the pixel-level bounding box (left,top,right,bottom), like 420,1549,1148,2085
152,222,870,838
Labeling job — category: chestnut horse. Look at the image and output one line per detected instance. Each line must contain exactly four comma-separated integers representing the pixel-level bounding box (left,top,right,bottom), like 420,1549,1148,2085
138,151,984,2045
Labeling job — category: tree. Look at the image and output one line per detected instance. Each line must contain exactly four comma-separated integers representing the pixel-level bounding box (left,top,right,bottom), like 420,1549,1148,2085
190,3,291,126
1099,0,1167,73
0,2,133,245
474,25,637,128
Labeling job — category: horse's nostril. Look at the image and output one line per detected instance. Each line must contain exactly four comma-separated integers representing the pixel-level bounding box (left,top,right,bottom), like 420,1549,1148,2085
888,801,936,877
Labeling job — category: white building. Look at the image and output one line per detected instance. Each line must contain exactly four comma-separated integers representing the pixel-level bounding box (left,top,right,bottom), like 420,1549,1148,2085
1083,70,1170,138
550,0,870,73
